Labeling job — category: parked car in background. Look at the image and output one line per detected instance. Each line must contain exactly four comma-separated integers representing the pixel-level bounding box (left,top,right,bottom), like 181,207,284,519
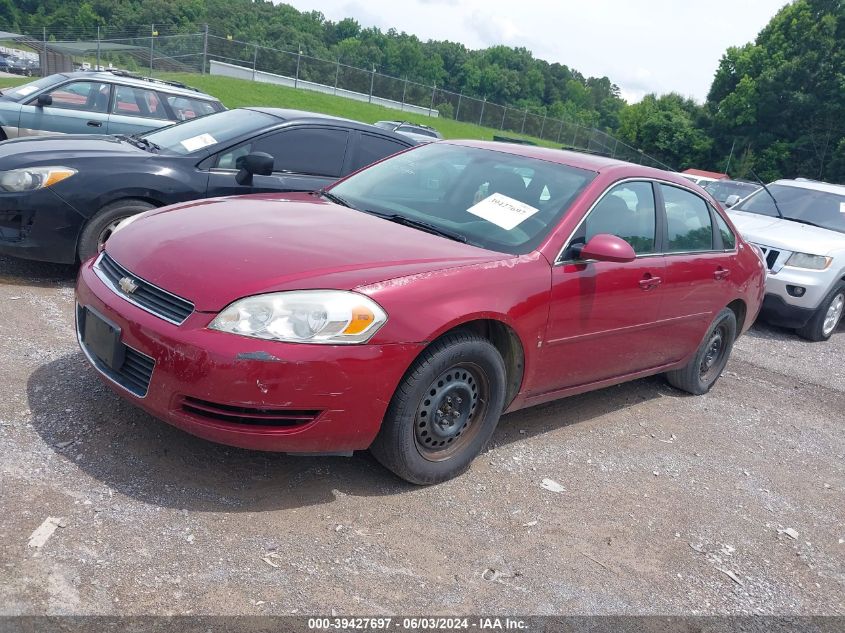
374,120,442,143
7,56,40,77
728,179,845,340
681,169,729,187
0,107,418,263
0,71,224,141
75,141,765,484
704,179,760,207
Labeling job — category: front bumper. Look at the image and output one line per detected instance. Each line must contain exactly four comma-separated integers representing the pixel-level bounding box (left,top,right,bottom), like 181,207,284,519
0,188,84,263
759,294,816,329
763,264,838,311
75,259,424,453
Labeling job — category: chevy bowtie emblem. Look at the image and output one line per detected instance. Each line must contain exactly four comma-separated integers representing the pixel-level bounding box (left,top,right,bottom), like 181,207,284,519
119,276,139,294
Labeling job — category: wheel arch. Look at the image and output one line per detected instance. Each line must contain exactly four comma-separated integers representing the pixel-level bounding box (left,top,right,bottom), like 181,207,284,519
726,298,748,333
420,317,526,409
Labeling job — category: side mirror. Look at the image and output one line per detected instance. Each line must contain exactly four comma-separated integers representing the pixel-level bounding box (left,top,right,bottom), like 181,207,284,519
724,194,741,208
36,93,52,107
575,233,636,263
235,152,274,186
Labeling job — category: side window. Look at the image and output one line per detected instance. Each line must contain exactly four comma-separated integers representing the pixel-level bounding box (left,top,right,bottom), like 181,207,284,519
350,133,409,172
714,211,736,250
575,181,657,255
661,184,714,252
113,85,168,119
253,128,350,177
40,81,110,112
166,95,220,120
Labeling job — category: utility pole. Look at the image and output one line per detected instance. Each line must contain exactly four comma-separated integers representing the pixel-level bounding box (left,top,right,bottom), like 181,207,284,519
96,26,100,71
295,50,302,88
368,64,375,103
478,97,486,126
149,24,155,77
252,44,258,81
401,77,407,109
500,107,506,130
724,138,736,176
539,114,546,139
521,109,528,134
42,27,47,76
202,24,209,74
334,59,340,95
455,90,462,121
428,82,435,117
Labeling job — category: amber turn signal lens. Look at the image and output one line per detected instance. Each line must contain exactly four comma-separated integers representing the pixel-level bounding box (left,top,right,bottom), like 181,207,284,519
342,306,376,335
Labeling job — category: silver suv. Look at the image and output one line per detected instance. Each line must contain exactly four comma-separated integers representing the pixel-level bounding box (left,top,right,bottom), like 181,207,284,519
727,179,845,341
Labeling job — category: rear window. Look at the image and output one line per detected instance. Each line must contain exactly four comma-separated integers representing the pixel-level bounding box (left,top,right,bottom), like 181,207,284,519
166,95,220,120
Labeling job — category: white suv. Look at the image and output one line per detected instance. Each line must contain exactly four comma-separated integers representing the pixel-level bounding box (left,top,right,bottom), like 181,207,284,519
727,179,845,341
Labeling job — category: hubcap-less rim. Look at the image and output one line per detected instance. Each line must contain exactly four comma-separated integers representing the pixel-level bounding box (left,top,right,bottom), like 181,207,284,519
699,325,728,382
414,363,489,462
98,217,128,248
822,293,844,337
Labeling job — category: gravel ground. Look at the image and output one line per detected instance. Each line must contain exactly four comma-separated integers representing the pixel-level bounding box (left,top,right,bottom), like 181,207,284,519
0,254,843,616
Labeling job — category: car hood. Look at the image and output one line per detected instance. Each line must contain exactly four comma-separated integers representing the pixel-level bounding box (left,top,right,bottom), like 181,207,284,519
0,134,149,167
105,193,510,312
727,210,845,256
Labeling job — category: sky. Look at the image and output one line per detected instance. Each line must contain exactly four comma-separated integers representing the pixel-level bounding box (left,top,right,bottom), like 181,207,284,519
286,0,788,103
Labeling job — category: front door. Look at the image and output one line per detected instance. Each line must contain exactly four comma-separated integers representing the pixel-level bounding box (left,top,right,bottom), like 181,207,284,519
19,80,111,135
532,180,669,395
205,126,351,197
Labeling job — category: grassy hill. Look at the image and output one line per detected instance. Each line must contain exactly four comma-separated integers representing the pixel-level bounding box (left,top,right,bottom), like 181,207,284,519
0,72,557,147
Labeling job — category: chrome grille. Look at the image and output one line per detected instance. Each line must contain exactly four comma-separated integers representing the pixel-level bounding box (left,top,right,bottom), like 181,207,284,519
95,253,194,325
752,243,782,271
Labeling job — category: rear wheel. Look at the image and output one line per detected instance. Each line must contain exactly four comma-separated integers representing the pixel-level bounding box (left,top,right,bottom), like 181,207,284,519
666,308,737,395
796,284,844,342
77,199,155,262
370,330,507,484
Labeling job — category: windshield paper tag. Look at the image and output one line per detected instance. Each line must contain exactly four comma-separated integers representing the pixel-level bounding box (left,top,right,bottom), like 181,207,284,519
840,202,845,214
16,86,37,97
467,193,539,230
180,133,216,152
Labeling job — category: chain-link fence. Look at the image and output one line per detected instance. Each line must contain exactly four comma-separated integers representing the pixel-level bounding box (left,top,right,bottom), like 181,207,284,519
0,25,673,170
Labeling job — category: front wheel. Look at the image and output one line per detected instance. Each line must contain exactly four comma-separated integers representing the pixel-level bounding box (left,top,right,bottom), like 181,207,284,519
370,330,507,485
77,199,155,262
796,284,844,342
665,307,737,395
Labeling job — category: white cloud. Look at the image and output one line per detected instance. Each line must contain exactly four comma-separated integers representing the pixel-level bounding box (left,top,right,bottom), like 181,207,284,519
286,0,788,103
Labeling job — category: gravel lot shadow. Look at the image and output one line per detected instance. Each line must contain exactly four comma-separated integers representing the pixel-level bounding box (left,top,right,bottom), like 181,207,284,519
28,351,663,512
0,254,76,288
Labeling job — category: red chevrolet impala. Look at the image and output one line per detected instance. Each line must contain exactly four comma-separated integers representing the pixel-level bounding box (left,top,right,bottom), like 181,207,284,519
75,141,765,484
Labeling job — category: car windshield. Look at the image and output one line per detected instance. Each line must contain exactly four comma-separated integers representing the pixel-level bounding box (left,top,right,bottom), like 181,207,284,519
733,183,845,234
141,108,279,155
0,75,61,101
329,143,596,255
705,180,760,203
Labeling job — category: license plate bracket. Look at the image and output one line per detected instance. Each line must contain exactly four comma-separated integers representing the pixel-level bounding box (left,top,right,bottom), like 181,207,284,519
81,307,125,370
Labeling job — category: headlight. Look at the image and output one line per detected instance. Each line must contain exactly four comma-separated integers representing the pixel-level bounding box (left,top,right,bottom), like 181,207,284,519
0,166,77,192
785,252,832,270
209,290,387,344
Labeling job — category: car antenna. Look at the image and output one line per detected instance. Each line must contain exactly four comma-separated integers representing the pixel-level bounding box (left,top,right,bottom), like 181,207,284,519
748,168,784,219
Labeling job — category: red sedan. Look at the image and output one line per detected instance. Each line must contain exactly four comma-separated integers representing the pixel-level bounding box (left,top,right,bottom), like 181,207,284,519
75,141,765,484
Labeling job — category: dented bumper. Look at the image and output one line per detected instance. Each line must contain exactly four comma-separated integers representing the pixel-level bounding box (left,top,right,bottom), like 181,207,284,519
75,259,423,453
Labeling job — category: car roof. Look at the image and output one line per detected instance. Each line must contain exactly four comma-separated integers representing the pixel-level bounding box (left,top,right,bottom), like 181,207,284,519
244,107,420,142
59,71,218,100
775,179,845,195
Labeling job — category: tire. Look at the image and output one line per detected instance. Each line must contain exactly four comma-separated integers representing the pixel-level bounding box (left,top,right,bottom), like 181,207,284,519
796,283,844,342
77,199,155,263
666,307,737,395
370,330,507,485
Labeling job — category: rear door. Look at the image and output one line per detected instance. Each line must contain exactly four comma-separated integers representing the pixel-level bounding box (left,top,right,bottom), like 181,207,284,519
347,131,412,174
532,180,669,395
656,183,737,361
19,79,112,135
205,125,351,196
106,84,172,135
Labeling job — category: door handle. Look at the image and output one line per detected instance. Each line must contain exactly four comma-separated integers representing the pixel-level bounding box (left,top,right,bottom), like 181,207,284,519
714,268,731,280
86,120,103,127
639,275,663,290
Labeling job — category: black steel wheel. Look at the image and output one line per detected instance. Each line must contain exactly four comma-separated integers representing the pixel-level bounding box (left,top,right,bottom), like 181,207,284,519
666,307,737,395
371,330,507,484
